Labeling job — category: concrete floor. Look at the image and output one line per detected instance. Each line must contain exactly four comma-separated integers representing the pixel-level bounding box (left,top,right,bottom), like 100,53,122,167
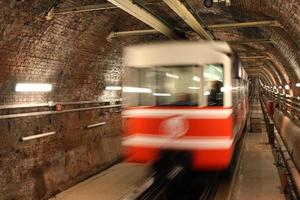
232,100,285,200
50,163,150,200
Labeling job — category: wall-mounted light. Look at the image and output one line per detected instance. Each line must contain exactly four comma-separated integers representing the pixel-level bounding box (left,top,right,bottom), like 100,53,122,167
278,86,282,89
284,85,290,90
296,83,300,88
15,83,52,92
212,0,231,6
123,87,152,93
105,86,122,91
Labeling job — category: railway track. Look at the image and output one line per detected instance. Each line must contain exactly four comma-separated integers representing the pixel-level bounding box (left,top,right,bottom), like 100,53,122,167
123,131,246,200
123,167,222,200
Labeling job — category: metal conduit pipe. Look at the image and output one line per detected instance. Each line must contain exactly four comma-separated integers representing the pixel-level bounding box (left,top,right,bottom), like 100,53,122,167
22,131,56,141
208,20,282,29
228,38,273,45
107,29,160,40
0,105,121,120
0,99,122,110
107,0,179,39
162,0,214,40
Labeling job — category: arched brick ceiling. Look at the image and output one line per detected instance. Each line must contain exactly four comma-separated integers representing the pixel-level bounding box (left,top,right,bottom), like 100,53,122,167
0,0,164,104
1,0,300,105
229,0,300,91
180,0,300,94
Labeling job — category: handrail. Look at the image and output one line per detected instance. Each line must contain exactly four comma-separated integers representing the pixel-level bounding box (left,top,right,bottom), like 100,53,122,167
260,94,300,199
0,99,122,110
262,89,300,119
0,104,121,120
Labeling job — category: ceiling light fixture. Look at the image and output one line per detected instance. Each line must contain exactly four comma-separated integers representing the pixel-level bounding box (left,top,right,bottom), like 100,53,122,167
204,0,213,8
285,85,290,90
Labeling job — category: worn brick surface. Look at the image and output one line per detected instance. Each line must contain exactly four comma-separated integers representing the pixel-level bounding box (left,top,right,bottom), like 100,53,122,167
1,0,300,199
0,108,123,200
0,1,165,200
187,0,300,95
230,0,300,95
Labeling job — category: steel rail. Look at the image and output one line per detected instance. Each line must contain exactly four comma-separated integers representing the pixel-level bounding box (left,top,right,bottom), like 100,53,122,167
198,173,220,200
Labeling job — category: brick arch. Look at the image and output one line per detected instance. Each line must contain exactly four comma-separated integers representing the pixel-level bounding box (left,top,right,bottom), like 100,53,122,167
230,0,300,94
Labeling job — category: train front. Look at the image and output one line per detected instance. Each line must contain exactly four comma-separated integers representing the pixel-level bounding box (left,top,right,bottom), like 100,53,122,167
121,42,235,170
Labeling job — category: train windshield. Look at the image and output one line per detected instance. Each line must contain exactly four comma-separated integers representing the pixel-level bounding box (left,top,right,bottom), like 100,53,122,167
122,64,224,107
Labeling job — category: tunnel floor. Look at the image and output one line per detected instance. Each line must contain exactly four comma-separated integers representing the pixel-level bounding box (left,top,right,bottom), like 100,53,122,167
50,97,285,200
50,163,150,200
231,93,285,200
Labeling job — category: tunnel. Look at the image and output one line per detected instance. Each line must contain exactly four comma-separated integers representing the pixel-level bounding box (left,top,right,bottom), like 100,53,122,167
1,0,300,200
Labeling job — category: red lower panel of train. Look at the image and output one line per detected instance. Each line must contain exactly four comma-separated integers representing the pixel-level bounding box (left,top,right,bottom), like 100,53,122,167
122,105,246,170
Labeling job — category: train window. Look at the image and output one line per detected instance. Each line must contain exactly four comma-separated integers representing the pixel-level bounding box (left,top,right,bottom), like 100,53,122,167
203,64,224,106
122,64,224,107
154,65,200,106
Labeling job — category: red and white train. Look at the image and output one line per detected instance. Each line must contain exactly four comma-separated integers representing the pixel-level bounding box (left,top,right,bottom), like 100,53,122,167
121,41,248,170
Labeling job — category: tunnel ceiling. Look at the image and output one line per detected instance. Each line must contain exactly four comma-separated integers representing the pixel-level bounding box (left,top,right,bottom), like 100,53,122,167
1,0,300,105
144,0,300,93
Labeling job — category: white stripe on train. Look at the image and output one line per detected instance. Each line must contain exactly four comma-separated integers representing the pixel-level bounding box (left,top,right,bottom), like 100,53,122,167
122,135,233,150
123,108,233,119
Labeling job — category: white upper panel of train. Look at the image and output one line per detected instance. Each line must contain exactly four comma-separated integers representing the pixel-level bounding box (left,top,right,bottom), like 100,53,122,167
123,41,233,68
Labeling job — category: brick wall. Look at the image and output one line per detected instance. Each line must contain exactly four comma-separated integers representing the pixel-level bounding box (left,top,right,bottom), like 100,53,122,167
0,107,122,200
0,1,165,199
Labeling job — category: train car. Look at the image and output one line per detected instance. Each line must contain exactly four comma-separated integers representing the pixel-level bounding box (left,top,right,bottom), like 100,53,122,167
121,41,248,170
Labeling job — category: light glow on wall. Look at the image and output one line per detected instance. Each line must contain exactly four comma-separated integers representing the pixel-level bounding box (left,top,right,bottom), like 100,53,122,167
15,83,52,92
